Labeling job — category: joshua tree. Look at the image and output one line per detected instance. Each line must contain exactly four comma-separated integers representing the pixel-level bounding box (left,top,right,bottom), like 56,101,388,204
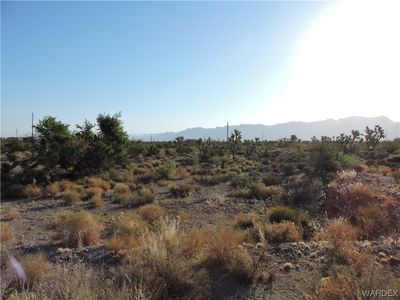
364,125,385,150
228,129,242,159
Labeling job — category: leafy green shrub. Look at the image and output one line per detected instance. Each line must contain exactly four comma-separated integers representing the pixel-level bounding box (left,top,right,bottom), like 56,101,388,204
156,162,177,180
337,153,364,169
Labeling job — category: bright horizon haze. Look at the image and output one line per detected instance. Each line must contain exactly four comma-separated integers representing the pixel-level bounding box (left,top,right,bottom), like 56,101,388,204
2,1,400,137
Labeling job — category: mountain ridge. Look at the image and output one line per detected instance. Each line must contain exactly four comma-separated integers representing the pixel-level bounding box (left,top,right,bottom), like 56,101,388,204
131,116,400,141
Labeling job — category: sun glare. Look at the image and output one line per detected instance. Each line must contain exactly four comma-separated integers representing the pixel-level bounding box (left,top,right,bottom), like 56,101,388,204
272,1,400,123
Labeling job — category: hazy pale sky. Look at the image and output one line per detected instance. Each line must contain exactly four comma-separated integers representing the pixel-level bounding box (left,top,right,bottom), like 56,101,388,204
1,1,399,137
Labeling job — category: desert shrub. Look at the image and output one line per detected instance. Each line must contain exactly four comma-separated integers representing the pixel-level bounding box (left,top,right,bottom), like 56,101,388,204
4,263,151,300
113,183,130,194
89,195,104,208
61,190,81,206
169,184,194,198
22,184,42,198
134,218,202,298
325,219,359,246
135,188,156,205
87,177,111,191
201,227,247,267
265,221,302,243
336,153,364,169
59,179,81,192
234,213,257,230
355,206,389,239
138,204,167,224
311,143,341,179
19,253,51,283
54,211,101,247
326,182,377,219
229,173,254,189
249,184,282,200
5,210,21,221
283,177,324,205
262,173,282,186
268,206,306,224
0,222,14,245
177,167,190,179
225,246,254,282
315,272,354,300
47,181,61,196
156,162,177,180
85,187,103,198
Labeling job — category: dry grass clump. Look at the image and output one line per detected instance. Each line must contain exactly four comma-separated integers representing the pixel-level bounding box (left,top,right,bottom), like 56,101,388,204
138,204,166,224
89,195,104,208
85,187,103,198
3,263,151,300
22,184,42,198
326,179,399,238
356,206,389,239
225,245,254,282
106,213,147,257
5,210,21,221
54,211,101,247
268,206,306,225
59,179,82,192
315,273,354,300
0,222,15,245
325,219,359,247
87,177,111,191
19,253,51,283
250,184,282,200
134,187,155,206
234,213,257,230
265,221,302,243
169,184,194,198
47,181,61,196
61,190,81,206
177,167,190,179
113,183,131,194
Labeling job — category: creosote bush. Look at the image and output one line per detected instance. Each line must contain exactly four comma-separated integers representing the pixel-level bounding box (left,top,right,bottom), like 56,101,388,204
54,211,101,247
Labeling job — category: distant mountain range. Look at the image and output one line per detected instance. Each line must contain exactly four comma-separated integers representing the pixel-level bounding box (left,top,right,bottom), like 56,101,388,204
131,116,400,141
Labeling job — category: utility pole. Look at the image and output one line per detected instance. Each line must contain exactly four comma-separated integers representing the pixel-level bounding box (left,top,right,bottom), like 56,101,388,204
16,128,18,138
31,112,34,140
226,122,229,142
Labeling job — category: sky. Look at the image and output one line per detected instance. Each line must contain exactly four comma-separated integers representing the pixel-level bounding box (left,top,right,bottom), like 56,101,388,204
1,1,399,137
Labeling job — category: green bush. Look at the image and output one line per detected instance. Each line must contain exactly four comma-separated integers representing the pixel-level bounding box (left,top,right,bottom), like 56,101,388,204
156,162,177,180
